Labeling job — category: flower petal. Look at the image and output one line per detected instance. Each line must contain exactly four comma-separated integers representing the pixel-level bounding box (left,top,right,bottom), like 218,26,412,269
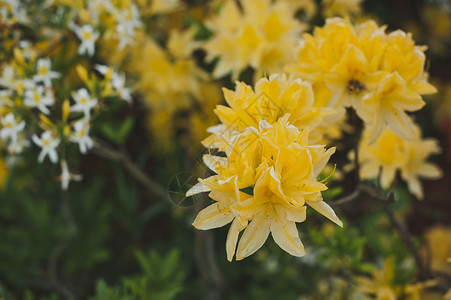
192,203,234,230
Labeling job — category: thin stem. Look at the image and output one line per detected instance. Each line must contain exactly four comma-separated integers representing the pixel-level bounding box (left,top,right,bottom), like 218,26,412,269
47,190,77,299
91,140,168,201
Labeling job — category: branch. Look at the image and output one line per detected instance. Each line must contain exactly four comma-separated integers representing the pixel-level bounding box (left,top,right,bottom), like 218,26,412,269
91,140,168,201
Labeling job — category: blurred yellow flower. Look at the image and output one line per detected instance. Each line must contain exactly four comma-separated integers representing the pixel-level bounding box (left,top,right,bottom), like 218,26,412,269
356,258,436,300
323,0,363,17
288,17,436,141
0,157,8,189
204,0,306,80
358,125,442,199
424,226,451,274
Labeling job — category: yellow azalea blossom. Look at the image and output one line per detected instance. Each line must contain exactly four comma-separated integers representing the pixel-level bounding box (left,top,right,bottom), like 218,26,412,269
204,0,306,80
356,258,437,300
207,74,336,153
189,112,341,261
358,125,442,199
287,17,436,141
423,226,451,274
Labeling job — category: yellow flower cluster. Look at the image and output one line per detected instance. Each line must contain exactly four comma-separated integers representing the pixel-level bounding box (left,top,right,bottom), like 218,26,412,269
358,126,442,199
128,30,221,148
288,17,436,142
204,0,306,80
355,259,437,300
188,75,342,261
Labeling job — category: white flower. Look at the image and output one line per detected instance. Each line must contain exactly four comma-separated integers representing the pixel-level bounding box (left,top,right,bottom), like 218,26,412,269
0,113,25,145
73,24,100,56
7,135,30,154
24,86,54,114
111,72,132,102
60,160,82,190
32,131,60,163
115,4,141,49
33,59,60,87
0,66,16,89
71,88,97,119
69,120,94,154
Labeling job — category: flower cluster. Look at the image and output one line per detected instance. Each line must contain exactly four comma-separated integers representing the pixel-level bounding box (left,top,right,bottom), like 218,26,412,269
188,75,342,261
288,17,436,142
355,259,437,300
0,47,131,189
358,126,442,199
204,0,306,80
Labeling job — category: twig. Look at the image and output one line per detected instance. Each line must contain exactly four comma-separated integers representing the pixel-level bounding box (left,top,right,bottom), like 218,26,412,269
332,185,362,206
380,196,430,280
91,140,168,201
195,193,226,300
47,191,78,299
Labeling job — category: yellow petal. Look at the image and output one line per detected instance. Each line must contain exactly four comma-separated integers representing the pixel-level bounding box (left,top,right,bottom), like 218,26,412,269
192,203,234,230
186,181,211,197
307,200,343,227
226,218,248,262
271,207,306,257
236,211,271,260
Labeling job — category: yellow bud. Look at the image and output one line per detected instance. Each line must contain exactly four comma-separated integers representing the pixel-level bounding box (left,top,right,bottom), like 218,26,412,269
39,114,54,127
63,125,71,137
13,48,25,65
62,99,70,122
76,65,89,83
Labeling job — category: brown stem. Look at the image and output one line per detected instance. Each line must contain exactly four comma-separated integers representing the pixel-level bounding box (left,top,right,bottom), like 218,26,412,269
91,140,168,201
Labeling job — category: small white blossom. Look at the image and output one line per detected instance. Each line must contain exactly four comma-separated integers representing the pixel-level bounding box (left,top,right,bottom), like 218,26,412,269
95,65,131,102
0,113,25,145
71,88,97,119
111,73,132,102
7,135,30,154
73,24,100,56
0,66,16,89
60,160,82,190
115,4,141,49
24,86,54,115
94,64,111,76
33,59,60,87
32,131,60,163
69,120,94,154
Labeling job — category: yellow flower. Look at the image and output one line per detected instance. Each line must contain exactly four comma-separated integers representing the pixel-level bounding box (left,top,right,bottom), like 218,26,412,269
190,110,341,261
288,17,436,141
209,74,336,152
358,125,442,199
424,226,451,274
356,258,436,300
322,0,363,17
0,157,8,189
204,0,306,80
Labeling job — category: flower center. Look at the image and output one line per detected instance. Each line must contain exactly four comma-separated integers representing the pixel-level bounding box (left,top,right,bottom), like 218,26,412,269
83,31,92,40
39,66,48,75
347,80,365,95
80,97,87,104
